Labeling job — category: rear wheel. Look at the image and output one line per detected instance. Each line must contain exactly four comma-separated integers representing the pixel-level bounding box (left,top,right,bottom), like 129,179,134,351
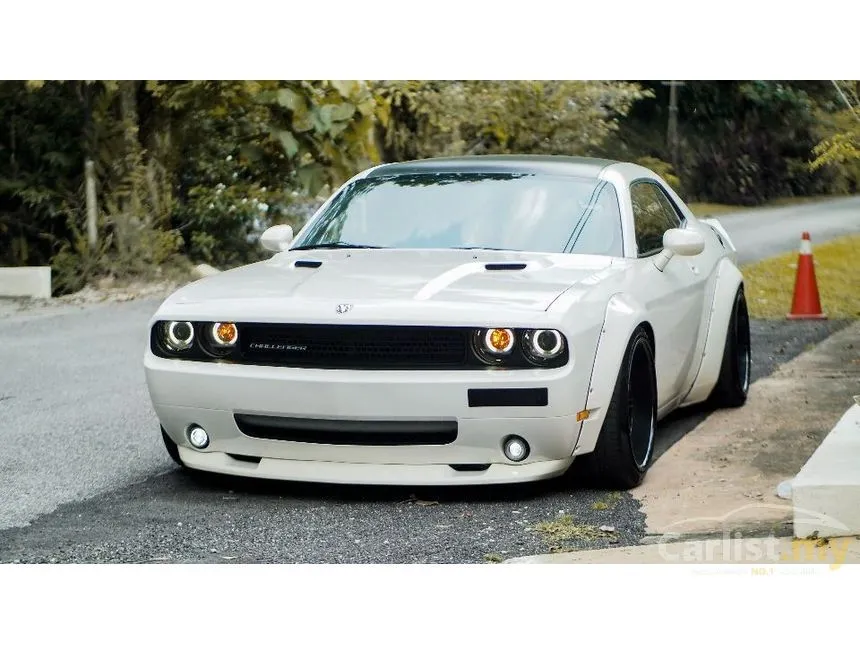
710,286,751,408
581,327,657,490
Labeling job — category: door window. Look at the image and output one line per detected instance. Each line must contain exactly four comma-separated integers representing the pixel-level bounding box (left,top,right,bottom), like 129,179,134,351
630,182,682,256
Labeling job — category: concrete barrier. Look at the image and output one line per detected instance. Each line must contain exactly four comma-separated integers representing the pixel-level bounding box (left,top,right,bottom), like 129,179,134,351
792,403,860,538
0,267,52,299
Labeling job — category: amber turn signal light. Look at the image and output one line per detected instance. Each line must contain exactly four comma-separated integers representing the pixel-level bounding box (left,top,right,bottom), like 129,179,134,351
484,328,514,354
211,322,238,346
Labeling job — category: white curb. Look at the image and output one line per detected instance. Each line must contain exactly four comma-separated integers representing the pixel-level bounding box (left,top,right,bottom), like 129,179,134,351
792,403,860,538
0,266,52,299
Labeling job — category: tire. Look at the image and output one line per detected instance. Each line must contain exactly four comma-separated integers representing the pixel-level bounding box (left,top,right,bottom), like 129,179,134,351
581,327,657,490
161,427,185,467
709,286,751,408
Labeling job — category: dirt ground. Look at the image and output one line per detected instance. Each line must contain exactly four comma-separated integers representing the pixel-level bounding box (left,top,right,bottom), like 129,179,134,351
635,321,860,537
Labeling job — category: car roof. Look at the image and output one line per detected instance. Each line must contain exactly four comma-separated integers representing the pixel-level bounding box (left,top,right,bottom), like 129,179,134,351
363,155,620,180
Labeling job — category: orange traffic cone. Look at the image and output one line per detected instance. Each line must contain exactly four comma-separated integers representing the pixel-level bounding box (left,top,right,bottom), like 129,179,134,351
786,232,826,320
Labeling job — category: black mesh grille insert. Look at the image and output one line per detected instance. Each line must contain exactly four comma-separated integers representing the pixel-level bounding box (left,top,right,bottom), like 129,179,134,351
235,414,458,446
239,324,469,369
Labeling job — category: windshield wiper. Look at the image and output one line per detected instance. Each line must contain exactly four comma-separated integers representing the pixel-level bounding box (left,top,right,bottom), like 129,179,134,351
290,242,384,251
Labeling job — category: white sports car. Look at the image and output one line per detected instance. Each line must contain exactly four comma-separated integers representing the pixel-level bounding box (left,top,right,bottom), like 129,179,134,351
144,155,750,490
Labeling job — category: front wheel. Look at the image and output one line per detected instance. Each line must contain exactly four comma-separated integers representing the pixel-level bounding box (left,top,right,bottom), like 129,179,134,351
161,427,185,467
581,327,657,490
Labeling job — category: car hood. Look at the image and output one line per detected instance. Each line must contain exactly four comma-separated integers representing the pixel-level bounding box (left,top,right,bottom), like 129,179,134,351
158,249,625,322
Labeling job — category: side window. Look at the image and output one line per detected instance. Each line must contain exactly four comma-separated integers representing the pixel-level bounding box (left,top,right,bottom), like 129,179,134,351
630,182,682,257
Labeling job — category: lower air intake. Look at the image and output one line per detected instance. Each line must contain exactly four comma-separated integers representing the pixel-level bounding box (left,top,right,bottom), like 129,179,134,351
235,414,458,446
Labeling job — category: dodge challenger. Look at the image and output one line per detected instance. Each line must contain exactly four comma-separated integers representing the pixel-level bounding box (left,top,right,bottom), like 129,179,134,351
144,155,750,490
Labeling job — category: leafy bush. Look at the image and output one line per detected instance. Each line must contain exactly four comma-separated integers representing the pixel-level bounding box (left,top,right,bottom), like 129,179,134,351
600,81,849,206
810,83,860,193
635,156,681,192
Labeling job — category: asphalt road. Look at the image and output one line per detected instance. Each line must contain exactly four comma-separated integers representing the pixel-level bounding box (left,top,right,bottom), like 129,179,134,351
1,196,857,562
713,195,860,264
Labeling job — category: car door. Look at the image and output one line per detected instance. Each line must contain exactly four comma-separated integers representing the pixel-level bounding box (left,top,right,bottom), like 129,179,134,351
630,181,707,408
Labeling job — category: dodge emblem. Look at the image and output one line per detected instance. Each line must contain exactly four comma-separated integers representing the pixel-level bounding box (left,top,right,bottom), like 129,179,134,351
336,303,353,314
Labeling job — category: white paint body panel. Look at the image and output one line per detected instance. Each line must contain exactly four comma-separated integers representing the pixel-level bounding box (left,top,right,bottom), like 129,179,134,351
144,158,744,486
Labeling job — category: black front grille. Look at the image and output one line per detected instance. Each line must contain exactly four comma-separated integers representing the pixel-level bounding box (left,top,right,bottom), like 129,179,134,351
235,414,458,446
239,324,468,369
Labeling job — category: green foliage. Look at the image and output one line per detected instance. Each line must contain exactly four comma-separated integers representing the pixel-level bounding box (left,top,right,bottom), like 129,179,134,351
685,81,824,205
259,80,380,196
143,80,288,266
0,81,85,268
810,82,860,192
2,79,657,291
372,81,651,161
601,80,849,205
372,81,473,160
3,79,853,295
461,81,651,156
812,131,860,169
51,236,103,295
150,80,376,267
635,156,681,192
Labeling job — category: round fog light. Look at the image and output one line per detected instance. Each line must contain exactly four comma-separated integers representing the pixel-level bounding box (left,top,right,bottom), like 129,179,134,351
187,425,210,449
503,436,529,462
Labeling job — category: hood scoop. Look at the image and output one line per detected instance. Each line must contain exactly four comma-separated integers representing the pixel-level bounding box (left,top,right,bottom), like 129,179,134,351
484,262,527,271
294,259,323,269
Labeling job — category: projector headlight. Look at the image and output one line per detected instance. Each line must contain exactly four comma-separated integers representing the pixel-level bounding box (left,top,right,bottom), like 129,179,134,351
162,321,195,352
523,329,565,363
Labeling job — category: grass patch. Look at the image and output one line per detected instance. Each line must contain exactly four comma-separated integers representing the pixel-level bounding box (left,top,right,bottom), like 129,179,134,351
483,553,504,563
530,515,619,552
743,234,860,319
532,515,604,541
688,202,749,217
590,491,623,511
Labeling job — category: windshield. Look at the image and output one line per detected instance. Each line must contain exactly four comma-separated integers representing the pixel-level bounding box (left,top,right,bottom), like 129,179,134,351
295,172,624,256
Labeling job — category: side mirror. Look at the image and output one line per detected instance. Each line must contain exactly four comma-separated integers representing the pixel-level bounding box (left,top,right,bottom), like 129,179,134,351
260,224,294,253
654,228,705,271
664,228,705,256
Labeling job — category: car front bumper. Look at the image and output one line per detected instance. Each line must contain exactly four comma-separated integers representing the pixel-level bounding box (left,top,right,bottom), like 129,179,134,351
145,352,591,486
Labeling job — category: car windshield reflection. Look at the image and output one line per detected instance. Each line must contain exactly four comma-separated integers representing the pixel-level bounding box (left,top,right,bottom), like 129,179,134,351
294,173,625,257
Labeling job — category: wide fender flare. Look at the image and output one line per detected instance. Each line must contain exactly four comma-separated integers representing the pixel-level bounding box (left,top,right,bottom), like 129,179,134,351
681,257,744,406
573,293,651,456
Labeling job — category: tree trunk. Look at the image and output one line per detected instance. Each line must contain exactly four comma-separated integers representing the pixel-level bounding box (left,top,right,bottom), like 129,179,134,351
145,159,160,226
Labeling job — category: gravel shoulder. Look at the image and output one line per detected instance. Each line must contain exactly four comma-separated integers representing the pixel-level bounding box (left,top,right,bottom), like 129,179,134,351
635,320,860,537
0,471,648,564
